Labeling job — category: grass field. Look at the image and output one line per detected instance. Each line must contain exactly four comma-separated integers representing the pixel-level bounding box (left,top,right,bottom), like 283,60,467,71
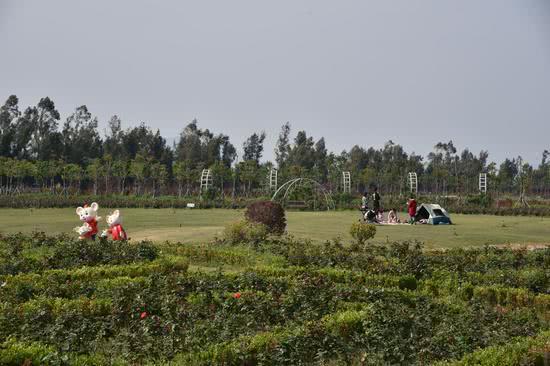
1,208,550,249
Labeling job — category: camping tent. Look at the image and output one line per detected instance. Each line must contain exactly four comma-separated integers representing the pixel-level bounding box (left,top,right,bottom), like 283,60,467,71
415,204,452,225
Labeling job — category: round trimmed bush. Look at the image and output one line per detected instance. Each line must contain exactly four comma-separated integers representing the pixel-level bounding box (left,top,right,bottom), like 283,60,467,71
349,222,376,245
245,201,286,235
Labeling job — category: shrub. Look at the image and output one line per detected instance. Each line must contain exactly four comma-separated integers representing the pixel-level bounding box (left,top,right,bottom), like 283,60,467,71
223,221,248,244
349,222,376,245
46,238,159,269
245,201,286,235
398,275,418,291
466,194,493,208
246,221,270,244
222,220,269,245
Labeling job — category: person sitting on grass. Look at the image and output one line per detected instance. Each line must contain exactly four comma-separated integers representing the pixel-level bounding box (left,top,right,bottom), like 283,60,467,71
407,196,417,225
365,209,378,223
387,208,399,224
376,209,385,223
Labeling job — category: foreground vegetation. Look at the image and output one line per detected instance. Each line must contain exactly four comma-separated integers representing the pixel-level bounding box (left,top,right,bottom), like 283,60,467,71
1,231,549,365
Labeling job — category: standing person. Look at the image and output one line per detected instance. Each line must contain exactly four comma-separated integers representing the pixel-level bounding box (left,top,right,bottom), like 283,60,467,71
407,196,417,224
361,192,368,211
372,187,381,213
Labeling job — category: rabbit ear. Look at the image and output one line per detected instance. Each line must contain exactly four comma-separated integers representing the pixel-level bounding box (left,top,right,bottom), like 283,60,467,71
76,207,84,215
90,202,99,211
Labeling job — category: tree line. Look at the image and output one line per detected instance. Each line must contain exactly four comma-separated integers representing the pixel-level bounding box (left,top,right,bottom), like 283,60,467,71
1,95,549,197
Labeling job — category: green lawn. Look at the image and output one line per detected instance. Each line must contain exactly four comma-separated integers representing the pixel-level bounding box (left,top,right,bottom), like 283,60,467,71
0,208,549,249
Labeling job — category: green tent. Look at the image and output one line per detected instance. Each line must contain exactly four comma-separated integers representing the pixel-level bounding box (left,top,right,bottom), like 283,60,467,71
415,204,452,225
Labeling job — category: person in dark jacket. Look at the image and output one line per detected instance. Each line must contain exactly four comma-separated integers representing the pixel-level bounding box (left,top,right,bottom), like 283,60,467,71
372,187,381,213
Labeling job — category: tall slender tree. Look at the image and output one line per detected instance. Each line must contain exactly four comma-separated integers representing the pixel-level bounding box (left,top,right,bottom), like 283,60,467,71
275,122,291,169
243,132,266,163
25,97,62,160
0,95,19,157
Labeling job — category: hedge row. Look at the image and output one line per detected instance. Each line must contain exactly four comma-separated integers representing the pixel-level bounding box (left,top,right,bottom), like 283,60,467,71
471,286,550,314
435,331,550,366
0,258,189,303
175,290,548,365
3,232,549,287
0,338,123,366
462,268,550,294
0,233,160,275
175,307,373,365
242,236,550,277
0,194,259,209
2,267,548,364
0,275,370,361
419,268,550,299
3,193,550,216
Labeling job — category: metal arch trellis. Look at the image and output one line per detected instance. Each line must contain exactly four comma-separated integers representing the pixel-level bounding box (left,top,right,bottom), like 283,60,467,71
479,173,487,194
408,172,418,194
268,168,278,191
271,177,335,210
342,171,351,193
200,169,213,193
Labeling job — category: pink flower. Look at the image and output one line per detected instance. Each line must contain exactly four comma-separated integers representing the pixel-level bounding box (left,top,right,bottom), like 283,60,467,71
233,292,241,299
140,311,148,319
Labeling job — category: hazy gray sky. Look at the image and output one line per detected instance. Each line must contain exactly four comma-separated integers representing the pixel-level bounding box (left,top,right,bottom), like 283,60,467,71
1,0,549,165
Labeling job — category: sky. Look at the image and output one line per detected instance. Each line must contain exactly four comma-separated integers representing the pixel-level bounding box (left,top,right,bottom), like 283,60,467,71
1,0,549,165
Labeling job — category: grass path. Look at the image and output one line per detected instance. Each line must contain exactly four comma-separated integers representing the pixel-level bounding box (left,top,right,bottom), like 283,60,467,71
1,208,550,248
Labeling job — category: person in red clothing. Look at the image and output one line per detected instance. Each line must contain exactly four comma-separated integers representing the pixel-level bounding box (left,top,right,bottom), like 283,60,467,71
102,209,127,241
407,196,417,225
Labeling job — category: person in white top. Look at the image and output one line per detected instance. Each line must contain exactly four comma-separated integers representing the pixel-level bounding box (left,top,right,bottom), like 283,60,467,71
387,208,399,224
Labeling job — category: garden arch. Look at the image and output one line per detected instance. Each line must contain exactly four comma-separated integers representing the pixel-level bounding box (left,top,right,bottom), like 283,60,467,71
271,177,335,210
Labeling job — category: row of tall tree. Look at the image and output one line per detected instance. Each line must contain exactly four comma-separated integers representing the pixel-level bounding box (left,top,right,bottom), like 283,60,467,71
1,95,550,196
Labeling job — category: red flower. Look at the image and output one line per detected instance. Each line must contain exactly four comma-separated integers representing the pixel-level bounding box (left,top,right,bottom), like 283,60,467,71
140,311,148,319
233,292,241,299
